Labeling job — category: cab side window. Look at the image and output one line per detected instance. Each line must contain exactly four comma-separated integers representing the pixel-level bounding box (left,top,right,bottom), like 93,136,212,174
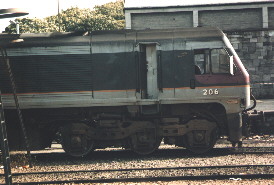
194,48,232,75
211,49,230,74
194,49,210,75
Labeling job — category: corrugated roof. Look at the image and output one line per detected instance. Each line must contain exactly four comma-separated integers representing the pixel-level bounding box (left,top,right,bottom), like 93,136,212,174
124,0,274,9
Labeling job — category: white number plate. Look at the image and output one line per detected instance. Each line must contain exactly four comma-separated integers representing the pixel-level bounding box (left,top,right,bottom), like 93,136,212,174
203,89,219,95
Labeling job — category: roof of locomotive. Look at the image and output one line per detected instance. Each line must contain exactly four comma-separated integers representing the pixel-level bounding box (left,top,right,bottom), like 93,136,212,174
0,27,224,47
91,27,224,41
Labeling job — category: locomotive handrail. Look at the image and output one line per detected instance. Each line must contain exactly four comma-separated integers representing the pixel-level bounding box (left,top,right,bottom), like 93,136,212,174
157,50,163,91
135,51,141,92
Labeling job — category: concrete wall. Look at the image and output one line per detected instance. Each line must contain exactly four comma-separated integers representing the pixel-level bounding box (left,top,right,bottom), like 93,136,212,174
269,7,274,28
199,8,262,30
131,12,193,30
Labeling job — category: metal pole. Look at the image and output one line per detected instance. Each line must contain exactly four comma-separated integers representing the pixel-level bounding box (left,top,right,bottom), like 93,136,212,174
58,0,60,32
0,48,32,168
0,92,12,185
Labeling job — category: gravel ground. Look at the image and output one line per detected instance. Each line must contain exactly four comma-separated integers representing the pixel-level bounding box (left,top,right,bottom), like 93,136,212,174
1,99,273,184
7,166,274,182
1,138,273,184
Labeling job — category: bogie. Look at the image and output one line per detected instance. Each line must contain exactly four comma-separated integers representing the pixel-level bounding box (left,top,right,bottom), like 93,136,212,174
129,122,162,155
60,123,94,157
182,120,218,154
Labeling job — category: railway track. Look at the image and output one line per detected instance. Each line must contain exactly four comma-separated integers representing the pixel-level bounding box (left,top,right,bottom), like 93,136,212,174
1,145,273,184
0,164,273,184
28,146,274,160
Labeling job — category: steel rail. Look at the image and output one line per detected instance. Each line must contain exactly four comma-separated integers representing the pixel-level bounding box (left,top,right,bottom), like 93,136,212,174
0,164,274,177
5,173,274,184
225,147,274,154
27,146,274,159
0,164,272,177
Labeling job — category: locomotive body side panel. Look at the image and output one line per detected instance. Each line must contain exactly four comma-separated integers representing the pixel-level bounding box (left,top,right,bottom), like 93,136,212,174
1,29,239,110
91,32,137,100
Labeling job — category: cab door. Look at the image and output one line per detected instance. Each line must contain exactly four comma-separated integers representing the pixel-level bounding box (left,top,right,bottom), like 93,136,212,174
146,44,158,99
137,44,158,99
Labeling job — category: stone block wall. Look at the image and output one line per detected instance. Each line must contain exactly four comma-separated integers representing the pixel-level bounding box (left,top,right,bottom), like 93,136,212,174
227,30,274,98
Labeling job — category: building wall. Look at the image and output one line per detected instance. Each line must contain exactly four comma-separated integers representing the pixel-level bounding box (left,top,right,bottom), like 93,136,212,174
131,11,193,30
199,8,262,30
269,7,274,28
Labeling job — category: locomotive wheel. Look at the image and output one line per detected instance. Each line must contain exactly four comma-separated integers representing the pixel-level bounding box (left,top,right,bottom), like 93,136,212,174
183,120,218,154
61,123,94,157
130,126,162,155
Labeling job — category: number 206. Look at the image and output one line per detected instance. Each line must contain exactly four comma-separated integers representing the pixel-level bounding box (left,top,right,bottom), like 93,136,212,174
203,89,219,95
